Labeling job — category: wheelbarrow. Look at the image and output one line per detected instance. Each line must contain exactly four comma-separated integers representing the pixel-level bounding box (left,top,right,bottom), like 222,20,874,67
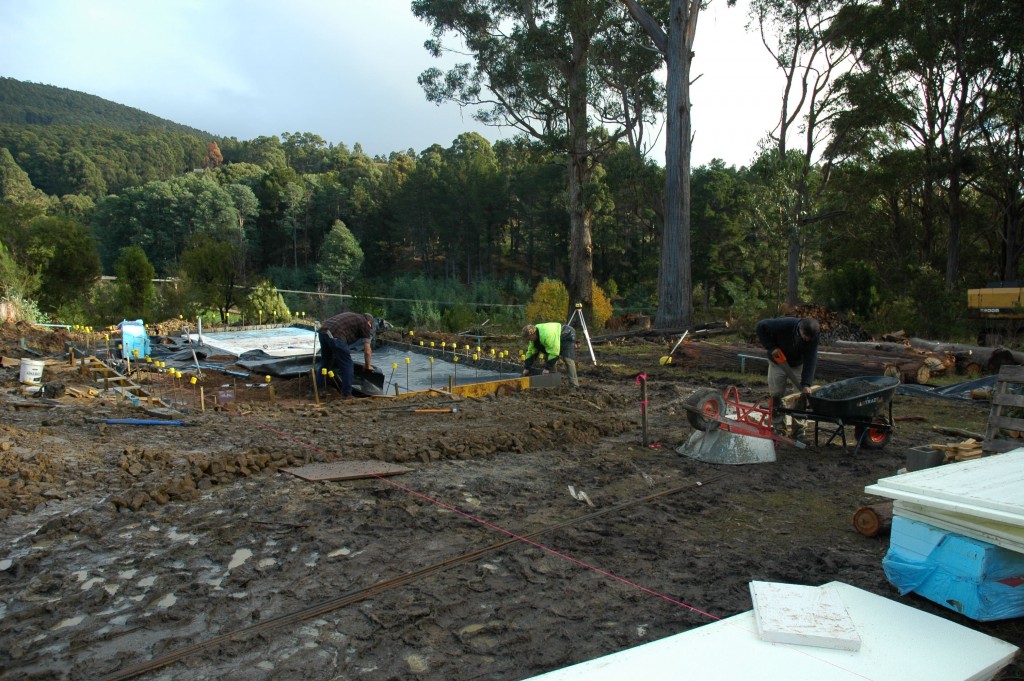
780,375,899,454
679,386,806,464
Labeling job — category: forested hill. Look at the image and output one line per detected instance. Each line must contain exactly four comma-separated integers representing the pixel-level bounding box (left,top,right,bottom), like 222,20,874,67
0,77,212,138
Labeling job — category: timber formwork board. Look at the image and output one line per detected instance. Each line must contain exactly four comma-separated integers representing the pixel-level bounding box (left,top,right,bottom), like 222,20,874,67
79,356,172,408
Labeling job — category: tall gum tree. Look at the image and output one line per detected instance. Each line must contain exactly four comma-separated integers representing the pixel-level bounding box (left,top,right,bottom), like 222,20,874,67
620,0,736,328
412,0,661,324
831,0,1016,288
750,0,851,309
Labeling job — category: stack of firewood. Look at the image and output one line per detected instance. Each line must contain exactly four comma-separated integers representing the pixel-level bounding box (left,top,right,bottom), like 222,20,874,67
786,304,872,344
928,438,984,462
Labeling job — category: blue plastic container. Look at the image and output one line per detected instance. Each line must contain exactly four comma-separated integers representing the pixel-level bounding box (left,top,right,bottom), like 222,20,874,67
118,320,151,359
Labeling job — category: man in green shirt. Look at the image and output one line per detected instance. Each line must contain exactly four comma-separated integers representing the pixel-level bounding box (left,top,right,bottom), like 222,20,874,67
521,322,580,388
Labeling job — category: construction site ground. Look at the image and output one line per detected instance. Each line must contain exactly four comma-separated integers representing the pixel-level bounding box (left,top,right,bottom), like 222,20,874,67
1,323,1022,680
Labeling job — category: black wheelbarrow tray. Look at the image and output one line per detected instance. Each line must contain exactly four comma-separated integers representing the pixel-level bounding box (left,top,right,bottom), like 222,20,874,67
784,375,900,452
807,375,900,418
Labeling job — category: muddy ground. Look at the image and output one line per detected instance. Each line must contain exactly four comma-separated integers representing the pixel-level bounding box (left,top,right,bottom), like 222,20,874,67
0,324,1022,680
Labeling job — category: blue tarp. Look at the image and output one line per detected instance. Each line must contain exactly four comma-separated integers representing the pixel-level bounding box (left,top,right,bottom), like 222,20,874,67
895,375,997,401
883,516,1024,621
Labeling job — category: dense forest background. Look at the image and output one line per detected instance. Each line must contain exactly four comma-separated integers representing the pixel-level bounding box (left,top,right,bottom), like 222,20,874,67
0,0,1020,341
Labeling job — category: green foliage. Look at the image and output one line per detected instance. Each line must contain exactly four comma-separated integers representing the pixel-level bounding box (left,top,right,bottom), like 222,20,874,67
720,279,767,334
521,278,611,330
242,280,292,324
864,297,918,338
93,172,247,276
179,234,241,323
0,240,45,323
813,260,880,318
0,147,47,207
114,245,157,321
620,282,656,313
409,299,443,329
442,303,477,333
0,77,213,137
315,220,364,294
0,238,39,301
29,216,102,312
906,266,967,339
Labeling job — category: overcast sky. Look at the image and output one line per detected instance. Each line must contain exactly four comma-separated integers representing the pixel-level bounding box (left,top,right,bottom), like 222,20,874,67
0,0,781,168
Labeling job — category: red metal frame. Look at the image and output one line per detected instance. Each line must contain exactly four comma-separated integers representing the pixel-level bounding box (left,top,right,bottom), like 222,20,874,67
696,386,806,449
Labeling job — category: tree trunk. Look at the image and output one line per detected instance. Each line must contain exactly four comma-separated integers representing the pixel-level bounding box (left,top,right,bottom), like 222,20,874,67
654,0,696,329
567,26,594,324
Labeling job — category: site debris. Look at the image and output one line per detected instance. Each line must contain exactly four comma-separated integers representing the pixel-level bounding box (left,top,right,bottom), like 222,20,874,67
0,322,1021,680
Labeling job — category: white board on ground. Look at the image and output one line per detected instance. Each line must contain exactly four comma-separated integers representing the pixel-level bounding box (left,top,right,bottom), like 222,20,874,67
749,581,860,651
522,582,1018,681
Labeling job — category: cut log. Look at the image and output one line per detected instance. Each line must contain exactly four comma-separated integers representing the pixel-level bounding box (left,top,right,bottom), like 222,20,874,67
898,362,931,384
853,502,893,537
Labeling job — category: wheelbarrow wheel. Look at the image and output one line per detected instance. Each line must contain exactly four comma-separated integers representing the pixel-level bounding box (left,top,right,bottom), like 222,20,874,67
856,416,892,450
685,388,727,432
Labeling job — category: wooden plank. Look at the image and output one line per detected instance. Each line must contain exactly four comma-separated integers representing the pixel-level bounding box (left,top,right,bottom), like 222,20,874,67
991,393,1024,408
984,368,1024,453
281,461,414,481
995,364,1024,382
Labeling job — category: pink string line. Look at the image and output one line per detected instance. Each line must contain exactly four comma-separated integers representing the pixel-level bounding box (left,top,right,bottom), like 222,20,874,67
218,399,876,680
219,399,718,621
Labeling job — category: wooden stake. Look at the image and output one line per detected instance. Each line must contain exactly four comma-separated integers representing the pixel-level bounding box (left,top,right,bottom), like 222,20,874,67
639,375,649,446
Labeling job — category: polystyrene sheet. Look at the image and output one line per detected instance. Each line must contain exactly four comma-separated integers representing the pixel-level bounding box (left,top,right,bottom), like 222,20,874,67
523,582,1018,681
865,449,1024,525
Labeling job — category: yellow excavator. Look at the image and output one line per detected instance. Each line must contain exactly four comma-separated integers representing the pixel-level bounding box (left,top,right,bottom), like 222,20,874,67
967,284,1024,345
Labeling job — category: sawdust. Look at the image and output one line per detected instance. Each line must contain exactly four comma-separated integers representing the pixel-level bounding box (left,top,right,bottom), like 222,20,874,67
0,324,1021,680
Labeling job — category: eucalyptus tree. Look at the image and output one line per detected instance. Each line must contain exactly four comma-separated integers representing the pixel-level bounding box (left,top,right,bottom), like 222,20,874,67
281,132,330,174
748,0,851,307
179,233,242,323
690,159,755,313
974,50,1024,282
593,142,663,292
619,0,710,328
0,147,47,207
830,0,1017,287
495,138,570,280
394,145,446,275
440,132,507,281
28,216,102,312
413,0,662,322
93,173,246,276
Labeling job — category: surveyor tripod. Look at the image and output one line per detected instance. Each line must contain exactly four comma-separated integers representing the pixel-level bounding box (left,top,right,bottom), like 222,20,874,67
567,303,597,365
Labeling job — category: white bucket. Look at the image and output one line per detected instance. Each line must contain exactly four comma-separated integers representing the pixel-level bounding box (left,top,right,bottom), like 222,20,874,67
19,359,45,386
